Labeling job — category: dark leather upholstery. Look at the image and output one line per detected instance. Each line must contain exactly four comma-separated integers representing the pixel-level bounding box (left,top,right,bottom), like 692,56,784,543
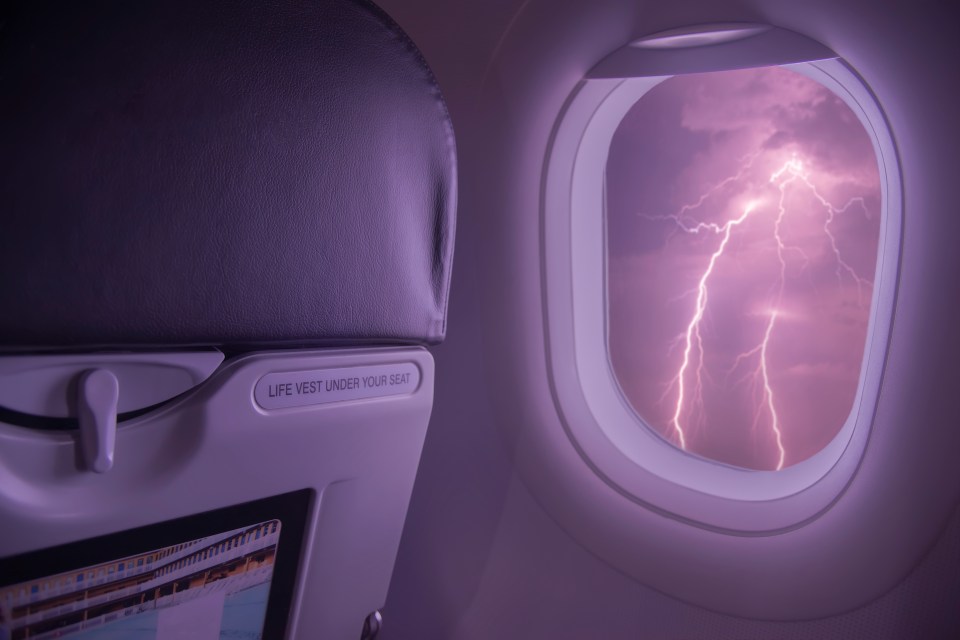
0,0,456,351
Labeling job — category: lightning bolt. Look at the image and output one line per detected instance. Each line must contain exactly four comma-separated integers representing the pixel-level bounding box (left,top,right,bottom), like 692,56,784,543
652,152,871,470
666,200,759,450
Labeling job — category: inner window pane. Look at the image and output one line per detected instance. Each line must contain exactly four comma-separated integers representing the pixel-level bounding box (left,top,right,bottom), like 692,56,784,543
605,66,881,471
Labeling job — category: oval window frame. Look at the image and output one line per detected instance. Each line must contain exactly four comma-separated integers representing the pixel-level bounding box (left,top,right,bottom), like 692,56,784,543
543,52,902,532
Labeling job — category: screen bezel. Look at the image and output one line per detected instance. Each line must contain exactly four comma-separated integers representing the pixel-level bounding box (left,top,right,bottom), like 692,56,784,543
0,489,312,640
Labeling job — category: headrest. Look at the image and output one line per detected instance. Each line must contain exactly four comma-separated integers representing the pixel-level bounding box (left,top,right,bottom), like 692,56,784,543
0,0,456,352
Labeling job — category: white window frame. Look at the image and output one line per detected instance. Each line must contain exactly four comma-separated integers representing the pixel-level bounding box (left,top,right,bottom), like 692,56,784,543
543,58,902,532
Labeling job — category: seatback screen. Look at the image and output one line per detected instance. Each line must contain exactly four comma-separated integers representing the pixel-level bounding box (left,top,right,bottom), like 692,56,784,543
0,491,309,640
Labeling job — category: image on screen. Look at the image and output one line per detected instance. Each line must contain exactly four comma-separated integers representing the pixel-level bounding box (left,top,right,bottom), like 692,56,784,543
0,520,282,640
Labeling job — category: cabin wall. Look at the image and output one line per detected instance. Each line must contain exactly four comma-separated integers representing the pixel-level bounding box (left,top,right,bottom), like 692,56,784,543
379,0,960,637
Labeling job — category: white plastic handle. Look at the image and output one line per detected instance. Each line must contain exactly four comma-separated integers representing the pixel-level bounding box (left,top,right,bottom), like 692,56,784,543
77,369,119,473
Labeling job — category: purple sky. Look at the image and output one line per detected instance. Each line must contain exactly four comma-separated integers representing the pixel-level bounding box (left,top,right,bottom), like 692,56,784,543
606,66,880,471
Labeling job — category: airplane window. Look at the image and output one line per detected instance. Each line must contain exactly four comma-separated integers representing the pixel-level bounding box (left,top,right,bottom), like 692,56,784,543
545,48,899,528
605,66,881,470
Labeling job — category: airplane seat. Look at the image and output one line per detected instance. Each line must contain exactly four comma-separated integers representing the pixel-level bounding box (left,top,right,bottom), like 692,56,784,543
0,1,456,639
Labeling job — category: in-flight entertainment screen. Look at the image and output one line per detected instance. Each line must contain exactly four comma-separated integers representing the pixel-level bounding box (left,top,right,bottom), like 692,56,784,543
0,491,309,640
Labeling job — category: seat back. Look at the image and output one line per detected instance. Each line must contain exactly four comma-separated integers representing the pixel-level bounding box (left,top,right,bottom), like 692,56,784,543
0,1,456,638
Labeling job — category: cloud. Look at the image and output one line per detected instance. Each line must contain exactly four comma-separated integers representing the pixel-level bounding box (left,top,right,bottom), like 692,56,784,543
606,65,881,470
782,361,856,379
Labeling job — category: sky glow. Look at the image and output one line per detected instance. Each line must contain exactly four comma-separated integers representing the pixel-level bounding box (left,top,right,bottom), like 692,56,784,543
606,66,881,471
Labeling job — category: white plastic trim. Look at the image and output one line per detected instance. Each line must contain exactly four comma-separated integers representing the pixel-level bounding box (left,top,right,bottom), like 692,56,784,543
630,23,770,50
543,59,902,532
0,346,433,639
589,24,836,79
0,351,224,418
